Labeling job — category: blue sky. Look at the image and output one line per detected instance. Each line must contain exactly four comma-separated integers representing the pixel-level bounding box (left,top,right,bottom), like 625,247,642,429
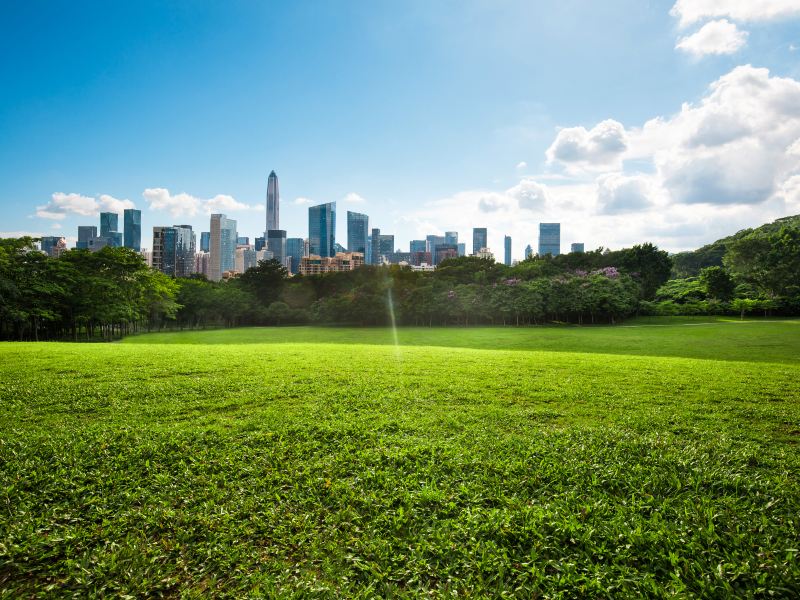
2,0,800,257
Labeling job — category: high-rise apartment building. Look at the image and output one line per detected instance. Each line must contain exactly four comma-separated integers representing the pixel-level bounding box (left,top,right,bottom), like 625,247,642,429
266,170,279,232
472,228,487,255
504,235,512,266
571,243,585,253
370,228,394,265
124,209,141,251
210,214,237,281
286,237,305,275
308,202,336,258
347,211,369,255
538,223,561,256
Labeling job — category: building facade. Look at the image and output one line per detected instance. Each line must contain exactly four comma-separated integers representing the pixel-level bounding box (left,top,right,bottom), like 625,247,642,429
124,209,141,252
210,214,237,281
370,228,394,265
571,242,585,253
299,252,364,276
286,237,305,275
40,236,67,257
409,239,426,253
266,170,279,232
472,228,488,255
538,223,561,256
308,202,336,258
200,231,211,253
347,211,369,255
267,229,287,265
504,235,512,266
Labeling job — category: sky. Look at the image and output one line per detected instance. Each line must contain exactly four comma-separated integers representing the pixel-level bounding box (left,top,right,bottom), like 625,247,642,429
1,0,800,258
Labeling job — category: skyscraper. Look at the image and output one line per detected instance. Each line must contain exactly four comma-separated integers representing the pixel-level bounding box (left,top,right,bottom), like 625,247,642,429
174,225,196,277
286,237,305,275
267,229,287,265
266,170,279,232
538,223,561,256
124,209,141,252
472,228,487,254
152,227,176,275
445,231,458,245
308,202,336,258
571,243,585,253
370,228,394,265
347,211,369,255
200,231,211,253
210,214,237,281
77,226,97,249
409,240,426,253
525,244,533,259
504,235,512,266
100,212,118,238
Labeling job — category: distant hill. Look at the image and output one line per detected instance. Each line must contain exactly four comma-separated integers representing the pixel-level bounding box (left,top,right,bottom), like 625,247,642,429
672,214,800,278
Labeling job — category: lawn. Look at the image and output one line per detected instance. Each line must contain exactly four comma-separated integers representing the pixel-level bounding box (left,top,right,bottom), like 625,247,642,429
1,319,799,597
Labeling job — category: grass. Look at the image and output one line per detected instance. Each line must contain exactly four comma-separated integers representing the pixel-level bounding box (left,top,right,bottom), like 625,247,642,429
1,319,799,597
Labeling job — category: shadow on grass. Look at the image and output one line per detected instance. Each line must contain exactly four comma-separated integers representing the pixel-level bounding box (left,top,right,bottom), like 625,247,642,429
120,319,800,365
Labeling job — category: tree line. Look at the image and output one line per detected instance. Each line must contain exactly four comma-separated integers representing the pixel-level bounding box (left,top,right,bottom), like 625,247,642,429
1,224,798,341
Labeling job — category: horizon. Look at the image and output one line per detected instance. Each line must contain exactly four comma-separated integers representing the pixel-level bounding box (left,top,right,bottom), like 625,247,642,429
2,1,800,257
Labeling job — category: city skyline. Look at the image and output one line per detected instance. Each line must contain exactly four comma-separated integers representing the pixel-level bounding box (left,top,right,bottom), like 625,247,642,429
2,2,800,258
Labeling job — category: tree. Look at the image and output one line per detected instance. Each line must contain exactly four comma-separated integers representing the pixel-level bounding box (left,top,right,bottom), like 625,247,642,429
237,259,288,306
699,266,735,301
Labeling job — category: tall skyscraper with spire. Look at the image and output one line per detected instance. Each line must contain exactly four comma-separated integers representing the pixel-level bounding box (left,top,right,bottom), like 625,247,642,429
266,170,279,232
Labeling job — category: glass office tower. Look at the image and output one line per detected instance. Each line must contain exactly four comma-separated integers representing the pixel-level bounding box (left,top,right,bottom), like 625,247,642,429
124,209,141,251
538,223,561,256
472,228,487,254
347,211,369,255
308,202,336,258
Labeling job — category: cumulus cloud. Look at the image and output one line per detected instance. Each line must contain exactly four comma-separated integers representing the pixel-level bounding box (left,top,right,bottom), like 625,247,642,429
509,178,548,211
143,188,260,217
343,192,367,204
596,174,654,214
670,0,800,28
546,119,627,171
675,19,748,56
516,161,527,170
294,197,313,205
547,65,800,209
35,192,135,220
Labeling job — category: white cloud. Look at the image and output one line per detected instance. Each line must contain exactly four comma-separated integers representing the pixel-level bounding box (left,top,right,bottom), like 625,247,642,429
143,188,202,217
675,19,748,57
51,223,62,230
516,161,527,170
670,0,800,28
547,65,800,209
596,174,655,214
143,188,259,217
343,192,367,204
508,178,548,211
294,197,313,205
35,192,135,220
546,119,627,172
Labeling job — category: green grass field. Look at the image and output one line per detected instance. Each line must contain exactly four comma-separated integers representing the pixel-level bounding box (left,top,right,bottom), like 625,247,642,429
1,319,799,597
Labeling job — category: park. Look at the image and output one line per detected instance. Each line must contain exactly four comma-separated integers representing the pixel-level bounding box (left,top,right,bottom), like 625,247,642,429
1,320,798,596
